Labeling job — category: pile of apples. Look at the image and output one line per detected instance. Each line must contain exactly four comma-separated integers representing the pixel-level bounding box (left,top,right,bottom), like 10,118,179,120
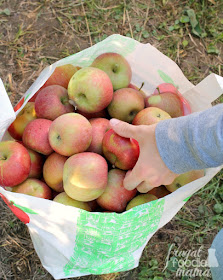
0,52,204,213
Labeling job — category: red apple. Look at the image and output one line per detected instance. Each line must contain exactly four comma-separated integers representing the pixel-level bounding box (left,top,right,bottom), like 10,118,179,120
0,141,31,187
22,119,53,155
8,102,37,140
53,192,91,211
35,85,74,120
68,67,113,113
44,64,81,88
132,107,171,125
91,53,132,90
153,83,191,115
145,92,184,118
12,178,52,199
18,140,44,179
102,129,139,170
97,169,137,212
87,118,111,155
48,113,92,156
43,152,67,192
153,83,178,95
29,64,80,102
63,152,108,202
107,88,145,123
27,148,44,179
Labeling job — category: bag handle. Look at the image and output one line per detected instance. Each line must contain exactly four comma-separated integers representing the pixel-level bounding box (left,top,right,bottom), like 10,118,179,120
183,74,223,112
0,79,16,140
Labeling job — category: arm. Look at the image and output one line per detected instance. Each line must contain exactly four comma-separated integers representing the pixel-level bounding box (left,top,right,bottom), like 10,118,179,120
110,104,223,191
156,103,223,173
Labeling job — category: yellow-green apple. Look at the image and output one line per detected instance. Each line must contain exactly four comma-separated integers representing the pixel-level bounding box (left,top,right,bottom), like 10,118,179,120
128,83,147,98
102,129,139,170
107,88,145,123
132,107,171,125
48,113,92,156
87,118,111,155
91,53,132,90
22,119,53,155
35,85,74,120
27,148,44,179
0,141,31,187
68,67,113,113
126,194,158,211
153,83,191,115
29,64,80,102
12,178,52,199
43,152,67,192
53,192,91,211
165,170,205,192
147,185,171,198
145,92,184,118
76,109,108,120
63,152,108,202
97,169,137,212
8,102,37,140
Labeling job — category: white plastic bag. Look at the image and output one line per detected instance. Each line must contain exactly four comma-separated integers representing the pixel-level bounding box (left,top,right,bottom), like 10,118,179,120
0,34,223,279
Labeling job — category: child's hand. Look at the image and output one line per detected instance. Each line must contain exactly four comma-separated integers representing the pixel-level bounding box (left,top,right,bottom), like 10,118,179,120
110,118,178,192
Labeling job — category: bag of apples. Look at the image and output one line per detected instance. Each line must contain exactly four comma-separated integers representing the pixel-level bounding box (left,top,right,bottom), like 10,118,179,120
0,34,223,279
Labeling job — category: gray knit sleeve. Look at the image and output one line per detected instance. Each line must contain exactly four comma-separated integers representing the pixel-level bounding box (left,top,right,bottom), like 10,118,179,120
155,104,223,174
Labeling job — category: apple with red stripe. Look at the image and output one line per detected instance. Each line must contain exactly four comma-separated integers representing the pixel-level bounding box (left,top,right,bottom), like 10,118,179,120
97,169,137,213
102,129,139,170
29,64,80,102
145,83,191,117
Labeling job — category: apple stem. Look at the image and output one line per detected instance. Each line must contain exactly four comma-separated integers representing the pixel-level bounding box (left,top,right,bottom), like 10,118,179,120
69,99,78,111
156,87,161,95
139,82,144,91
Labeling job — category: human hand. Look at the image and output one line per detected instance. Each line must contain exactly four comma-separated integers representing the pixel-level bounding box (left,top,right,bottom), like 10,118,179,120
109,118,178,192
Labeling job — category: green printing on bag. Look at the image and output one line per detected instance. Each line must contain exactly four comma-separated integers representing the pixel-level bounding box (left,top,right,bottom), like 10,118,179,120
183,195,192,202
157,69,178,88
12,202,38,214
63,198,165,276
